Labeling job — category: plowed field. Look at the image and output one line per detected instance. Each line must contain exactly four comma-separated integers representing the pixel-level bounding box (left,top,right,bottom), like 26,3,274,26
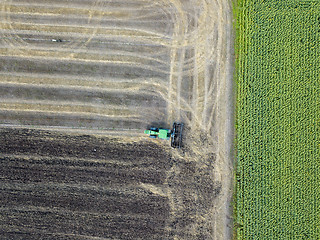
0,0,234,239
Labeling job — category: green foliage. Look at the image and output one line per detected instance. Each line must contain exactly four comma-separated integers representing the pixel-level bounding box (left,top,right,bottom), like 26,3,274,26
235,0,320,239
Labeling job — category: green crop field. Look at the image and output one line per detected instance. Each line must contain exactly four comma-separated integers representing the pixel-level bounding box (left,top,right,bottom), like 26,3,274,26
235,0,320,239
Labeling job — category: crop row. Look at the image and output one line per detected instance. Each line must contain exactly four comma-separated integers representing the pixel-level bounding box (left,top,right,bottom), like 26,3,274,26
235,1,320,239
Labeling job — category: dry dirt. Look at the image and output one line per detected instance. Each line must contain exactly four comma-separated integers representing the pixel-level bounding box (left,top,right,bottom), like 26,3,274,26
0,0,234,239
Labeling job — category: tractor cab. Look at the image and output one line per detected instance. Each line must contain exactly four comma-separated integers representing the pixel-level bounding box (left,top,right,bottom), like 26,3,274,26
144,122,183,148
144,128,171,140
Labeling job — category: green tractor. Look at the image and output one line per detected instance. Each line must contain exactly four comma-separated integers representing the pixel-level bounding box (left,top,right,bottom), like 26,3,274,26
144,122,184,148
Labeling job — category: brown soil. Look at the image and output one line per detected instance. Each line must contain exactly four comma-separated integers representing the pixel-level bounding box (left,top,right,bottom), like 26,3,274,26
0,128,223,239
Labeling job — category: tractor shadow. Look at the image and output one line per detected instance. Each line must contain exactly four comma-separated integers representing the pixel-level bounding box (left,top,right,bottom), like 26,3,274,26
179,124,190,150
146,121,171,130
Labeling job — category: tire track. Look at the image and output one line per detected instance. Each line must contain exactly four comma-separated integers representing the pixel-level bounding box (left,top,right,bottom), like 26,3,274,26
0,46,169,69
0,72,168,91
160,0,234,239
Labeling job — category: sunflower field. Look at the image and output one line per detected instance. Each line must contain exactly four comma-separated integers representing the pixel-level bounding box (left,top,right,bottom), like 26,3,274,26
235,0,320,239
